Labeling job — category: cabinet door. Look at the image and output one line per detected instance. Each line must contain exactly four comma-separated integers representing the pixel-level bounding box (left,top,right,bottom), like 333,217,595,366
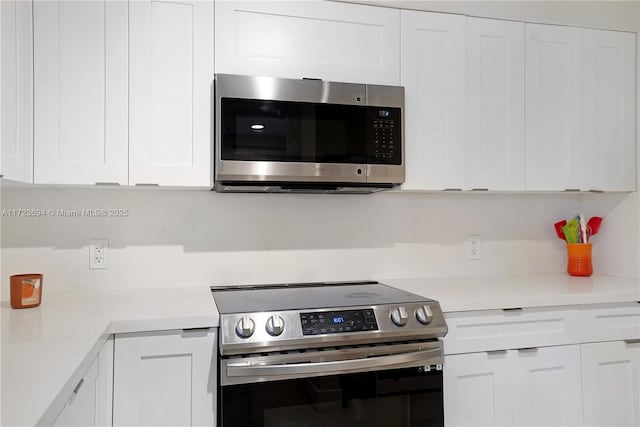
1,0,33,183
129,0,214,187
583,29,636,191
525,24,584,191
53,337,114,427
582,340,640,427
400,10,466,190
33,0,128,185
513,345,584,427
466,18,525,191
113,329,217,427
215,1,400,85
444,351,514,426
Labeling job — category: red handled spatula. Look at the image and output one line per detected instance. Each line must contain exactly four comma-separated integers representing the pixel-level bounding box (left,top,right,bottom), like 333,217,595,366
554,220,567,241
588,216,603,237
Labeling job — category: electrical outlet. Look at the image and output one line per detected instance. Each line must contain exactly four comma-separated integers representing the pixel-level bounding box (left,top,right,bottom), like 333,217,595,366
467,235,481,260
90,239,109,269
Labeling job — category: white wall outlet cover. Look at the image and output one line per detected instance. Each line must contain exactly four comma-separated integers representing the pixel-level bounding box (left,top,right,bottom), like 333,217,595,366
466,235,481,260
90,239,109,269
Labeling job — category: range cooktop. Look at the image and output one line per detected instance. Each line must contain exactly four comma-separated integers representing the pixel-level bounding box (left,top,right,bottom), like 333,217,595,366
211,281,448,355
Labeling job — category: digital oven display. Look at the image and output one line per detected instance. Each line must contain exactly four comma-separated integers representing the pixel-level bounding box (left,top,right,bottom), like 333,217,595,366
300,309,378,335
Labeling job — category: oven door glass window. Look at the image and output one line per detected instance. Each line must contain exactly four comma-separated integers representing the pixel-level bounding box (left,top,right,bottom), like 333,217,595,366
220,367,443,427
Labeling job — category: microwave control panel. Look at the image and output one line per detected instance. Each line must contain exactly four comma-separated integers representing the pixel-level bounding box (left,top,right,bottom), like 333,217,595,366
369,108,401,165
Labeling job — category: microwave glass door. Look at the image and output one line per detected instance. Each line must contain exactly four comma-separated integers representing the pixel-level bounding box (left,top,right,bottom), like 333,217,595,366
220,98,401,165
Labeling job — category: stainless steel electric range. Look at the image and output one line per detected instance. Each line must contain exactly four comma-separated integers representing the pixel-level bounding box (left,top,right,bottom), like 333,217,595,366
211,280,448,427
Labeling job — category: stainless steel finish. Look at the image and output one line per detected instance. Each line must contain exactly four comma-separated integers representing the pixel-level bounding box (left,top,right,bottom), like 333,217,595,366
624,339,640,344
216,161,367,184
416,305,433,324
390,306,409,326
487,350,508,355
265,315,285,336
517,347,539,353
235,316,255,338
214,74,405,192
218,301,447,355
220,341,443,385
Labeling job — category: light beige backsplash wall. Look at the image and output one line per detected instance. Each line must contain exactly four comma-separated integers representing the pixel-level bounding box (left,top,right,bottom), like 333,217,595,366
1,185,635,300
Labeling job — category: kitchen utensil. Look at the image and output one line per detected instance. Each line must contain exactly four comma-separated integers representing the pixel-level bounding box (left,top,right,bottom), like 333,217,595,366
562,219,580,243
578,213,588,244
588,216,603,237
554,220,567,240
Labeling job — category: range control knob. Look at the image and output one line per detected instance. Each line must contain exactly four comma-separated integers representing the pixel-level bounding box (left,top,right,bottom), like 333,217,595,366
416,305,434,325
265,315,285,336
390,306,409,326
235,316,255,338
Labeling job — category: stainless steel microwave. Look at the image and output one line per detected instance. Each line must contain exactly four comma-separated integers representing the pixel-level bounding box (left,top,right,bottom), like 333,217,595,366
213,74,404,193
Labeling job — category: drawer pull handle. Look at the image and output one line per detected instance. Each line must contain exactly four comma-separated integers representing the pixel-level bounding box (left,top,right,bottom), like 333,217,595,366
624,339,640,345
73,378,84,394
503,307,523,312
486,350,507,355
517,347,539,353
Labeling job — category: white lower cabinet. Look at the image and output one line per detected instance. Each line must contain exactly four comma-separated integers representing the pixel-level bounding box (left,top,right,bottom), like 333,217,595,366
444,345,583,427
512,345,583,427
444,350,514,426
53,337,114,427
113,328,217,427
581,340,640,427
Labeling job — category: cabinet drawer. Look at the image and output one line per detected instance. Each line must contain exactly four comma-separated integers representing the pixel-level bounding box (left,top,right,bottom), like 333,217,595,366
443,306,581,354
580,302,640,343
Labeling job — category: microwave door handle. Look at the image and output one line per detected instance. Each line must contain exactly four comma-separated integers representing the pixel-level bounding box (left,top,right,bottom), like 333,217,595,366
226,348,440,378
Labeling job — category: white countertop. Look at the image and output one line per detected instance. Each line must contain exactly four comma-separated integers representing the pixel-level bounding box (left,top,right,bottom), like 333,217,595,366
1,286,219,427
1,274,639,426
385,273,640,312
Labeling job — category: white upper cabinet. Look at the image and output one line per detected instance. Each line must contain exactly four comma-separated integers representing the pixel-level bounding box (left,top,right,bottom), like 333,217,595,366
466,18,525,191
583,29,636,191
1,0,33,183
214,1,400,85
128,0,214,187
401,10,466,190
525,24,584,191
33,1,128,185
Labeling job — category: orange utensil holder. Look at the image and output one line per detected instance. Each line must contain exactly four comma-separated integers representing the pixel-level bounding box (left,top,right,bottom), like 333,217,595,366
566,243,593,277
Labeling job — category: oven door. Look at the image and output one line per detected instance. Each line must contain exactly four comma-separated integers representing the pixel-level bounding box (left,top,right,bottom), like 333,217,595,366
219,341,443,427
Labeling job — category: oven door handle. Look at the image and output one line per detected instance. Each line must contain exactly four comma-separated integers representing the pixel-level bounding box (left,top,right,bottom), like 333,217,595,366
226,348,440,378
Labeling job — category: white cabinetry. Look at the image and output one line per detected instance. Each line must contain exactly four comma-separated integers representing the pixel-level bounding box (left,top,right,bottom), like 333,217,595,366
400,10,466,190
113,329,217,427
581,340,640,427
583,29,636,191
513,345,583,427
445,346,583,427
525,25,636,191
33,0,128,185
444,351,513,426
444,307,585,427
1,0,33,183
466,18,525,191
215,1,400,85
53,337,114,427
525,24,584,191
128,0,214,187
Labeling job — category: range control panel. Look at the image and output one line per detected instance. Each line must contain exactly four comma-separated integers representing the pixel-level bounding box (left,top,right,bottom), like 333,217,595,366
301,309,378,335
